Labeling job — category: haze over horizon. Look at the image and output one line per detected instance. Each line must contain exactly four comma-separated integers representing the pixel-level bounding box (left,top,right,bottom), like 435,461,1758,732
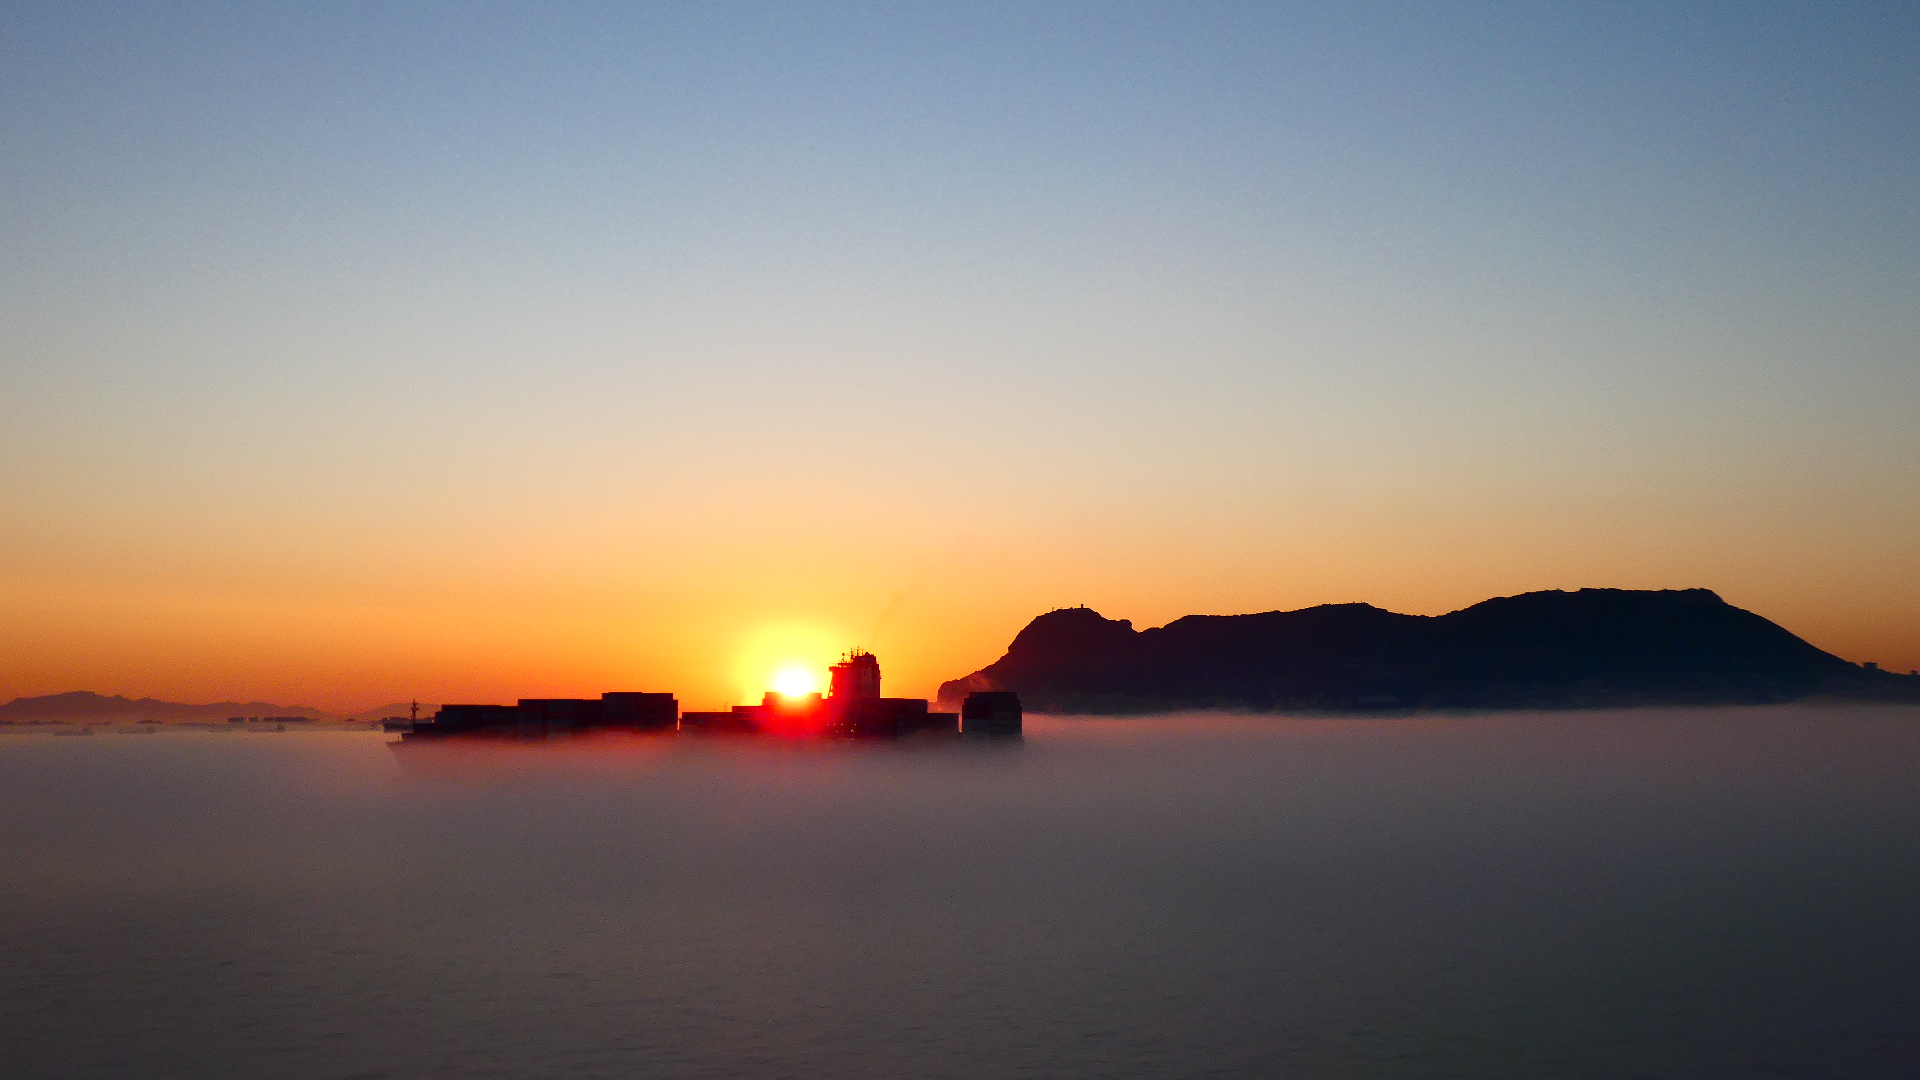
4,2,1916,711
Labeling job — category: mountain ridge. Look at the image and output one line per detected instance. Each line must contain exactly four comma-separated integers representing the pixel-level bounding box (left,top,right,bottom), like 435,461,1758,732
939,588,1918,713
0,691,338,722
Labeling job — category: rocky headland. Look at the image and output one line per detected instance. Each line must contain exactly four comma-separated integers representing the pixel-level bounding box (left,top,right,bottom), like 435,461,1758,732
938,589,1919,713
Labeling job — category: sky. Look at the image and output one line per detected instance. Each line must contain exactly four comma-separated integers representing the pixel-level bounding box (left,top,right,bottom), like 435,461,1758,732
2,1,1916,711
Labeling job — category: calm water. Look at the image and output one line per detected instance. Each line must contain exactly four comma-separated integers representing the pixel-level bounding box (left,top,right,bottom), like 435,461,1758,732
4,708,1919,1079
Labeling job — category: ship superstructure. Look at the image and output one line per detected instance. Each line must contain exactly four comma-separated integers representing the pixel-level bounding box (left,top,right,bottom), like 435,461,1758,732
679,650,962,738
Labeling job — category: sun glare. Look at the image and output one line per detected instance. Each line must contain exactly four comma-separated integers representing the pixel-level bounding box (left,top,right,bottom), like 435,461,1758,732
734,623,838,704
772,666,819,697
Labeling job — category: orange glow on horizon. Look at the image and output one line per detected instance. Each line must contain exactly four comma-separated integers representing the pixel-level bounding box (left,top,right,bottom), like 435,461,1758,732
2,512,1916,710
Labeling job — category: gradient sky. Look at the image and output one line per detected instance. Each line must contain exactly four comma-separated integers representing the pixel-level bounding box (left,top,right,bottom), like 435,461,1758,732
3,1,1916,711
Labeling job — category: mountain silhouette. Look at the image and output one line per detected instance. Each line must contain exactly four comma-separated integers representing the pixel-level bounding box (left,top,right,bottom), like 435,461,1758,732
0,691,336,722
939,589,1914,713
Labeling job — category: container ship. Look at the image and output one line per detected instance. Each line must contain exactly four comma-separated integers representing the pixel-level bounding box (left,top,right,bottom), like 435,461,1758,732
401,651,1021,741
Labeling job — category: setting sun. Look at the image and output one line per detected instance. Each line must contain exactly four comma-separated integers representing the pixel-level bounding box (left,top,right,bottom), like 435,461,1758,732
730,623,841,705
772,666,819,697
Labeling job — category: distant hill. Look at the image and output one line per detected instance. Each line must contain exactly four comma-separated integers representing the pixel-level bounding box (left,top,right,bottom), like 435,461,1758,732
0,691,337,723
938,589,1918,713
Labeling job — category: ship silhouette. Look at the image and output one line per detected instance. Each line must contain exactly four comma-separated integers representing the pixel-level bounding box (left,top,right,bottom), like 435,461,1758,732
401,651,1020,742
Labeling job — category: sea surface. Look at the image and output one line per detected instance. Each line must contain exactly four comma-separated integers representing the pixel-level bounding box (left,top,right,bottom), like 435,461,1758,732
4,707,1919,1079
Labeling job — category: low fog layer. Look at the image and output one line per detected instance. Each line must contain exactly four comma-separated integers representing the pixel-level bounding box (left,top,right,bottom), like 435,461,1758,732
5,709,1919,1079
